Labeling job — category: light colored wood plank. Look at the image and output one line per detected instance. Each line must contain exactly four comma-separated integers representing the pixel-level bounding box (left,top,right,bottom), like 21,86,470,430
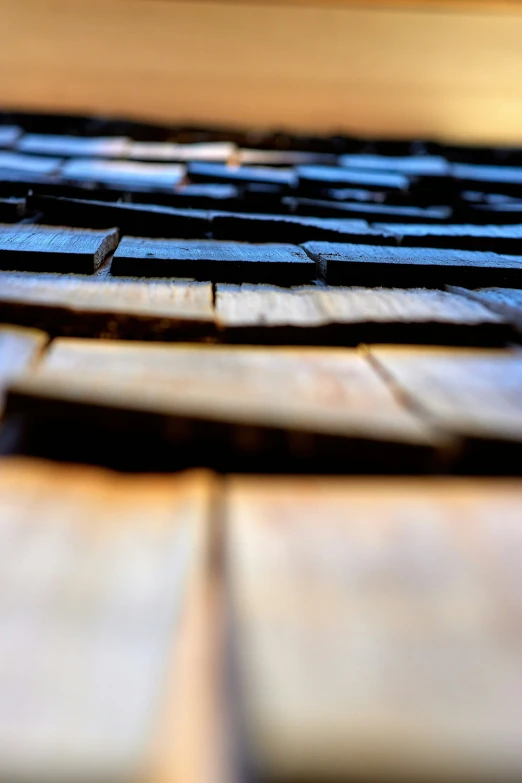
226,474,522,782
6,341,440,467
215,284,509,345
0,458,216,783
3,0,522,143
0,272,215,340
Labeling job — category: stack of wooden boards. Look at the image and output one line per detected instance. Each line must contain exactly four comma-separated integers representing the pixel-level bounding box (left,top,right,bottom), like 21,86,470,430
2,112,522,782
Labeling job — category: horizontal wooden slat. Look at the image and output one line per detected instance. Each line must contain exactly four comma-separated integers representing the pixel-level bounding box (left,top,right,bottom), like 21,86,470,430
0,273,215,339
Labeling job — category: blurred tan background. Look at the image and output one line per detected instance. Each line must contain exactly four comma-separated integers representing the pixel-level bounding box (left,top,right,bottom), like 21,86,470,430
2,0,522,142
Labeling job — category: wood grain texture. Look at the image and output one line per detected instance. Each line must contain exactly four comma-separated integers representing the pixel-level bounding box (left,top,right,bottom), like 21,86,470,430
187,162,295,188
0,224,119,273
226,474,522,783
303,241,522,287
111,238,316,284
5,341,441,471
0,272,215,340
3,1,522,143
366,344,522,467
0,458,215,783
215,284,510,345
338,154,450,175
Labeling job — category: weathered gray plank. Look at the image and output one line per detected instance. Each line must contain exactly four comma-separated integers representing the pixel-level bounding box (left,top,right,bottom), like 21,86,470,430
215,285,510,346
111,238,317,284
0,458,214,783
211,211,395,245
0,224,119,273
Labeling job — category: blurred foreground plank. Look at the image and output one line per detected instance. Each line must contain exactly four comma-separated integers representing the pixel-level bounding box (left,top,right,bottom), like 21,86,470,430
226,475,522,782
0,459,217,783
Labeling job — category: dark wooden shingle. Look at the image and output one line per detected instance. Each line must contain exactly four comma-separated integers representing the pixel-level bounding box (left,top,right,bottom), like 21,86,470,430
0,224,119,273
111,238,316,284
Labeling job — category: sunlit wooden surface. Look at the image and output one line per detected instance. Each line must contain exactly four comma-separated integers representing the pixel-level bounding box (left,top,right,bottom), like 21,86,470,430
2,0,522,142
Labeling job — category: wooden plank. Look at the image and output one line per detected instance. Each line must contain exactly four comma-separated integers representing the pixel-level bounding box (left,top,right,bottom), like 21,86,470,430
28,196,211,238
5,342,441,471
61,159,185,190
129,141,235,162
215,284,510,346
0,224,119,274
296,165,409,192
111,238,317,285
449,286,522,332
215,284,329,344
187,162,296,188
366,344,522,469
339,153,450,175
0,151,62,175
211,212,395,245
17,134,131,158
0,458,215,783
453,163,522,195
302,241,522,287
374,222,522,254
0,273,215,340
226,475,522,783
